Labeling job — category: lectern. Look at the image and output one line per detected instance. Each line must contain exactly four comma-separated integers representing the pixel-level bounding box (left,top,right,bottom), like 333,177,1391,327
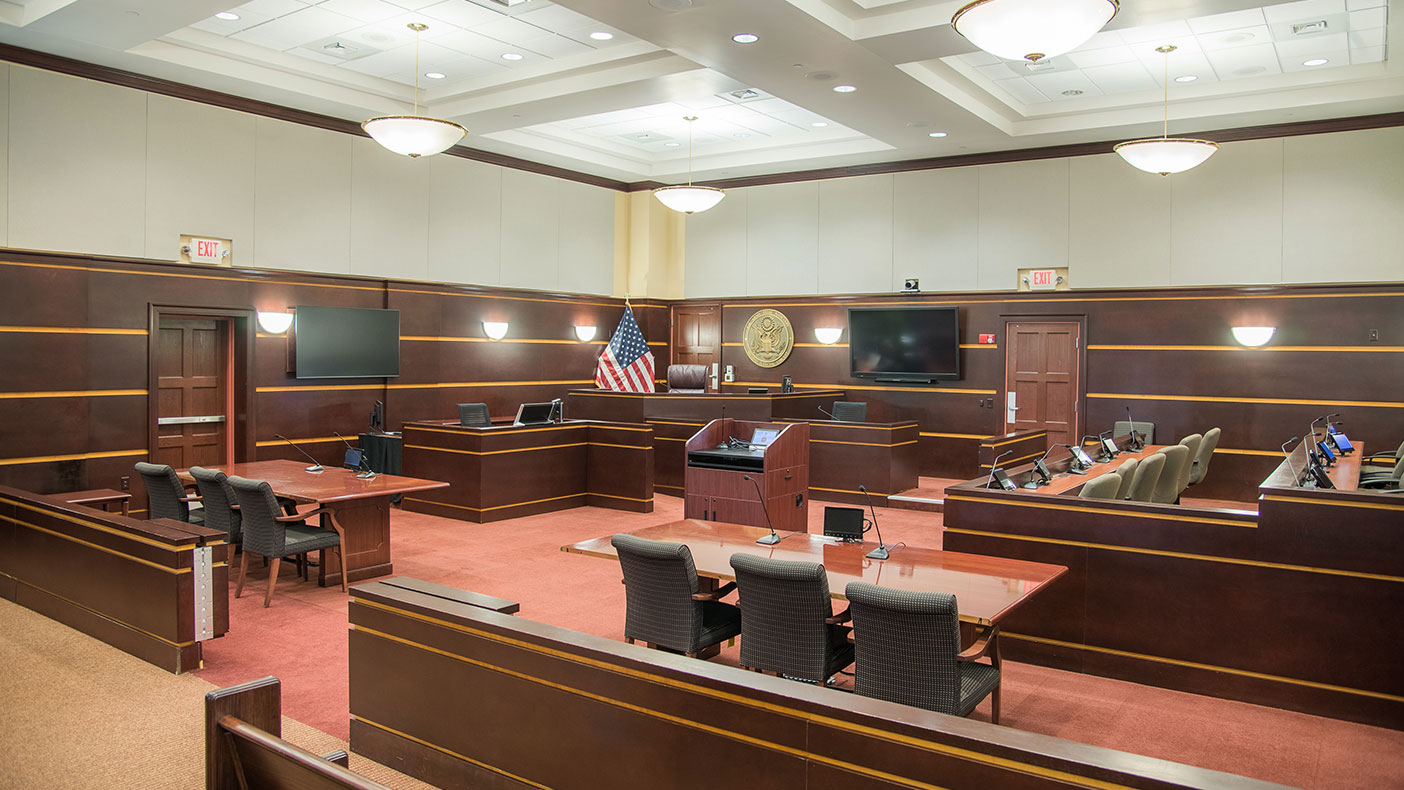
683,419,809,533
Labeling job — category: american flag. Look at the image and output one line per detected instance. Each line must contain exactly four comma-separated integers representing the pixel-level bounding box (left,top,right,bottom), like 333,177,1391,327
594,306,655,393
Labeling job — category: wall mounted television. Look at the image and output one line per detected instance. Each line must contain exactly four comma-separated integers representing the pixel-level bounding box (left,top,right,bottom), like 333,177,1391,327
848,306,960,383
294,306,400,379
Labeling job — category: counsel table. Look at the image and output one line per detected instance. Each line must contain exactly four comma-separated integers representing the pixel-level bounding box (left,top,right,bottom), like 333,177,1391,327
180,459,448,587
563,519,1067,628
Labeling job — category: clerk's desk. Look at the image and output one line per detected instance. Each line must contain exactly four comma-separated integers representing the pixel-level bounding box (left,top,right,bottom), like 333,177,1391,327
400,418,653,523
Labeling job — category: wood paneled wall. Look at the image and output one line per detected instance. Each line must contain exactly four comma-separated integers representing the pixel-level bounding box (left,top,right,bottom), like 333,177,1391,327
693,284,1404,499
0,249,670,512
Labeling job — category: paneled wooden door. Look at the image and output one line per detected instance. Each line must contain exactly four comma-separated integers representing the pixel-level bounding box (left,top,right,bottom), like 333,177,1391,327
672,304,721,391
1004,322,1081,449
154,317,232,469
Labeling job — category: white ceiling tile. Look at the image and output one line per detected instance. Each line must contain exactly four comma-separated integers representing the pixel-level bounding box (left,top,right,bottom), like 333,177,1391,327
335,40,465,79
473,16,548,46
976,62,1020,80
1348,27,1386,47
512,4,598,31
632,101,692,117
956,50,1003,67
1275,30,1348,57
730,97,791,114
317,0,402,24
1082,62,1159,93
434,29,508,57
286,46,346,64
1350,45,1385,62
1199,25,1272,51
1348,6,1388,28
1076,29,1126,49
1187,8,1267,34
993,78,1050,104
732,115,803,135
1263,0,1346,24
1025,70,1103,100
1119,20,1193,45
231,6,362,51
557,25,637,47
189,8,275,35
518,33,590,58
418,0,503,28
1130,37,1203,63
1066,45,1136,68
381,0,441,10
1345,0,1386,8
1206,42,1284,79
674,95,733,111
1281,49,1349,70
233,0,309,17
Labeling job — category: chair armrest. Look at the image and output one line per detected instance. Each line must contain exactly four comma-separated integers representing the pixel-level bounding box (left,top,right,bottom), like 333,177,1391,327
1360,453,1396,464
692,581,737,601
1358,478,1399,490
957,624,999,661
287,507,348,538
181,494,202,503
825,608,852,626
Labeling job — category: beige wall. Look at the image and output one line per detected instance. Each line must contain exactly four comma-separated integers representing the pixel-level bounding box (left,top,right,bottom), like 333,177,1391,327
2,63,618,295
684,127,1404,296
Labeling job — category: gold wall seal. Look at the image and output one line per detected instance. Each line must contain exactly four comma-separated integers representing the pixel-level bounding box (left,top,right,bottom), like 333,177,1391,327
742,309,794,369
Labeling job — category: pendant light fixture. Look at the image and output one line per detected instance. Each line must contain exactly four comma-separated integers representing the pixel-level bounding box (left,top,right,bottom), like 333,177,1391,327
1114,45,1219,176
951,0,1118,63
653,116,725,214
362,23,467,158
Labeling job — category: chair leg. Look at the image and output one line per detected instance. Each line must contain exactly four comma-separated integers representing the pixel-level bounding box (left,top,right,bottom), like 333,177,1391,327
264,557,281,608
335,545,348,594
991,684,1001,725
235,550,252,599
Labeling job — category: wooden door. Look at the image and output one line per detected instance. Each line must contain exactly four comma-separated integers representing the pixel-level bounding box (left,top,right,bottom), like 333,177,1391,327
1004,322,1081,449
155,317,230,469
672,304,721,391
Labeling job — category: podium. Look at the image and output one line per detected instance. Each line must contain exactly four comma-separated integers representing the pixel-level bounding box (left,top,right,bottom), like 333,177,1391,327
683,419,809,533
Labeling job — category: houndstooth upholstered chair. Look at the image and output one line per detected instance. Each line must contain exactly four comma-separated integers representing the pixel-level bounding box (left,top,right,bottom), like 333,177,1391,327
728,553,854,684
611,534,741,658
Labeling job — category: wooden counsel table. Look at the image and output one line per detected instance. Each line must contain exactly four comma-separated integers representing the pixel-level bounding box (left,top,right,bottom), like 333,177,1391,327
180,459,448,587
564,519,1067,628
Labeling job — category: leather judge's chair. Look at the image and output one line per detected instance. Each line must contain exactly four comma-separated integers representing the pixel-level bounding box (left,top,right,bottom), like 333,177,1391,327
189,466,240,547
457,402,490,428
845,582,1001,723
831,401,867,422
1151,445,1190,504
729,553,854,684
1079,473,1122,500
134,462,204,524
666,364,708,393
1114,457,1140,500
228,476,348,607
1189,427,1221,486
1126,453,1165,503
610,534,742,658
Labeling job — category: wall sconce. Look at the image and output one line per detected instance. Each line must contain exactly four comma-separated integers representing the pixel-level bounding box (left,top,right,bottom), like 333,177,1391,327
574,325,597,342
814,327,843,345
1231,326,1275,347
257,311,293,334
483,321,509,341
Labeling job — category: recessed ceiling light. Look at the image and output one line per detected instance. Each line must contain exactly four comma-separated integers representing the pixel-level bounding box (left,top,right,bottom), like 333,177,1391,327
1234,65,1267,76
833,84,857,93
1221,32,1255,44
215,11,240,21
732,33,759,44
811,121,828,127
665,142,680,147
1174,74,1198,83
1061,89,1083,96
589,31,613,41
501,53,524,61
425,71,446,79
1302,57,1329,66
733,132,751,138
928,131,948,138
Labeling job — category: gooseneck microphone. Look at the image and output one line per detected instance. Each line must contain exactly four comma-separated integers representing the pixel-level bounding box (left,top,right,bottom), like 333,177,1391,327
1050,443,1089,474
1125,406,1144,450
744,474,782,545
986,450,1014,489
276,434,324,473
817,404,836,420
859,485,889,560
1081,436,1111,463
1281,436,1302,486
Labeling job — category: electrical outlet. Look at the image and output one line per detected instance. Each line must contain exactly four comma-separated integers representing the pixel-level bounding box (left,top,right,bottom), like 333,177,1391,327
1369,329,1379,342
120,476,130,491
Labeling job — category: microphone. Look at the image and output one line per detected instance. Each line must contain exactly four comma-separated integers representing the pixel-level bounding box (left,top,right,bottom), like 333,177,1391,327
744,474,781,545
333,432,377,479
859,485,889,560
817,404,836,420
1281,435,1302,486
986,450,1013,489
1082,435,1111,463
1050,443,1088,475
276,434,323,473
1125,406,1143,450
1098,429,1120,460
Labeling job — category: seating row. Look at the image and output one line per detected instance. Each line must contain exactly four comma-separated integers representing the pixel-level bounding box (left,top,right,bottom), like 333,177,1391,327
1079,427,1220,502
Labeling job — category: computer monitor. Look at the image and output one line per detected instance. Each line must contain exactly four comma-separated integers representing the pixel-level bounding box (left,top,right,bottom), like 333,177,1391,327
343,447,365,470
514,402,555,426
750,428,779,447
822,506,865,541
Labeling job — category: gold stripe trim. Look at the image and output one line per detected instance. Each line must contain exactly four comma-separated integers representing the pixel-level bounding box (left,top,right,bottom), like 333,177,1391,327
18,577,196,648
983,434,1046,448
1088,392,1404,409
406,442,587,457
0,325,147,336
733,381,993,395
0,389,145,399
404,492,586,513
920,432,984,440
720,291,1402,309
1088,344,1404,353
1261,494,1404,512
350,603,1138,790
977,450,1043,468
2,498,199,551
586,492,654,503
255,436,342,448
405,424,651,435
1,514,192,571
351,716,552,790
645,420,706,427
944,495,1254,528
386,283,667,310
589,442,651,450
0,448,146,467
811,439,918,448
1004,633,1404,704
403,335,605,346
656,483,684,490
1214,448,1285,457
655,436,688,442
943,524,1404,582
259,380,596,393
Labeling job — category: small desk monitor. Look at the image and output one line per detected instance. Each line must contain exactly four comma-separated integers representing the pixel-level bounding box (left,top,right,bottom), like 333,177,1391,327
514,402,555,426
990,468,1017,491
1100,436,1120,458
750,428,779,448
1070,446,1096,468
343,447,365,470
1331,433,1354,453
1033,458,1052,484
1317,440,1336,464
822,506,865,541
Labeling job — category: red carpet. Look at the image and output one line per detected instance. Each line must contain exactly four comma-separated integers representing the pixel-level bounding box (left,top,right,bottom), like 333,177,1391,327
194,498,1402,789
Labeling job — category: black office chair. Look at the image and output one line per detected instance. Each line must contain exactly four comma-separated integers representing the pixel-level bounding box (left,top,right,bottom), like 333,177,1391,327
228,476,347,607
134,462,204,524
458,402,490,428
189,466,240,547
728,553,854,684
845,582,1001,723
610,534,741,658
831,401,867,422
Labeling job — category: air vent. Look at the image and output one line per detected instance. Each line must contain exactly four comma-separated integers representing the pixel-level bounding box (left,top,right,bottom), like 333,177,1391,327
486,0,529,6
729,88,762,101
1291,20,1328,35
1024,60,1055,72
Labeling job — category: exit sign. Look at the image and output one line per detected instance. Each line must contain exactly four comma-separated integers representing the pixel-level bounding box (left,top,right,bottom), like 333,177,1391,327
188,238,223,263
1029,269,1057,290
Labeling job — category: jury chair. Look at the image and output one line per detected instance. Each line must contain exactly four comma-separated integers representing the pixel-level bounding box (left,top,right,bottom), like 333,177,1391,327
1150,445,1190,504
189,466,240,547
831,401,868,422
1114,457,1140,500
1359,461,1404,490
134,462,204,524
1079,472,1122,500
610,534,742,658
729,553,854,684
1126,452,1166,503
228,476,348,607
1174,434,1203,498
666,364,708,393
1188,427,1221,486
457,402,491,428
1112,420,1155,445
1361,440,1404,475
845,582,1001,723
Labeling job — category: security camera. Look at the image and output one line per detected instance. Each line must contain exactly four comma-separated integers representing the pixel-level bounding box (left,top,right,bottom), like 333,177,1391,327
902,278,920,292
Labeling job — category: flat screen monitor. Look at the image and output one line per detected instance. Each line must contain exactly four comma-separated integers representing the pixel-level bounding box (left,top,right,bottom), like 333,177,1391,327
990,468,1017,491
514,402,555,425
1318,441,1336,463
343,447,365,470
1033,458,1052,484
1101,437,1120,458
295,306,400,379
1070,446,1096,468
1332,433,1354,453
750,428,779,447
822,506,865,540
849,306,960,382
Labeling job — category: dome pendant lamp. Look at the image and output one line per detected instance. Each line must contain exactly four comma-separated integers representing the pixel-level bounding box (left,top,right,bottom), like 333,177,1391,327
1114,45,1219,175
362,23,467,158
951,0,1118,63
653,116,725,214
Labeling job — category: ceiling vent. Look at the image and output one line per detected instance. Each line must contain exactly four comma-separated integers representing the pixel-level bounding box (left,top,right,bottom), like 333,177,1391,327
727,88,764,101
1291,20,1328,35
316,40,366,60
1024,60,1055,72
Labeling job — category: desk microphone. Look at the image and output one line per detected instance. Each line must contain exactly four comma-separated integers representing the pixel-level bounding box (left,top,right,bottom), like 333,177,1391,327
1052,443,1089,474
1125,406,1144,450
1098,430,1120,460
986,450,1013,489
276,434,323,473
817,404,836,420
744,474,782,545
859,485,889,560
332,432,377,479
1281,435,1302,486
1081,436,1111,463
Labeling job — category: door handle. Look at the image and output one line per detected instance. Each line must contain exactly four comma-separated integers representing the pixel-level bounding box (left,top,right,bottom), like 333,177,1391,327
157,415,227,425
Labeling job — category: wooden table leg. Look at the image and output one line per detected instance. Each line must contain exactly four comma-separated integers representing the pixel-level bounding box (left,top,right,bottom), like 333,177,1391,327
317,495,393,588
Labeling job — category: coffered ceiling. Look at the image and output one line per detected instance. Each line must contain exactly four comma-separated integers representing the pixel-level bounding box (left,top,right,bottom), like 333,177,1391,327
0,0,1398,182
